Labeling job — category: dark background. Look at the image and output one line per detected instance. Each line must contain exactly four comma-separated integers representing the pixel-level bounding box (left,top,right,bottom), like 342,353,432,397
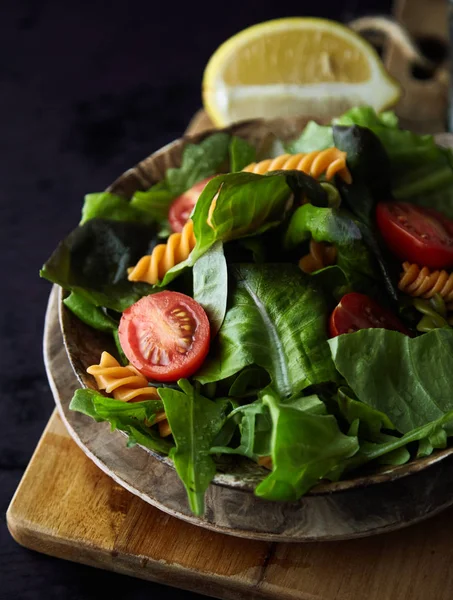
1,1,392,598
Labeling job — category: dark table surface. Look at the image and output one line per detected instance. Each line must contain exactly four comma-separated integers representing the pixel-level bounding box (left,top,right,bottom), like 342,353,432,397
1,1,392,598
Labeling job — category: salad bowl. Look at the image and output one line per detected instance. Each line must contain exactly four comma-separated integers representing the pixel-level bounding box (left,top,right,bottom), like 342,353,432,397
45,115,453,542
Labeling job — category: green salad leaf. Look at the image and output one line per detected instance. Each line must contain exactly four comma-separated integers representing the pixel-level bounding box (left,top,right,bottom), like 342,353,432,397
130,180,175,224
70,389,172,454
229,135,256,172
193,241,227,337
196,264,338,397
158,379,230,516
284,203,377,294
63,292,118,333
165,132,230,196
81,192,147,225
336,387,395,440
329,328,453,434
40,219,156,312
158,172,292,285
285,120,334,154
255,389,359,501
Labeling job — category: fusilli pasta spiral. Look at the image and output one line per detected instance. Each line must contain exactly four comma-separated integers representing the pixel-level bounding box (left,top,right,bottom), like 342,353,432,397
87,352,171,437
128,219,196,285
299,240,337,274
399,262,453,308
242,149,352,184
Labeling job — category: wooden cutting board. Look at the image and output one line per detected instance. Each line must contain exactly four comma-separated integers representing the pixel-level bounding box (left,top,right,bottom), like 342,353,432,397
7,4,453,595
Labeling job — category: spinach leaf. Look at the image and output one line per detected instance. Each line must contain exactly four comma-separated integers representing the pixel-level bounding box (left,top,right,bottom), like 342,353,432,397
81,192,147,225
63,292,118,333
229,136,256,172
329,328,453,434
196,264,338,397
255,389,359,501
40,219,155,311
192,242,227,337
70,389,172,454
158,379,230,516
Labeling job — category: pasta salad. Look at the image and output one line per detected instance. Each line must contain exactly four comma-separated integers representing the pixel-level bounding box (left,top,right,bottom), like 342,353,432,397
41,107,453,516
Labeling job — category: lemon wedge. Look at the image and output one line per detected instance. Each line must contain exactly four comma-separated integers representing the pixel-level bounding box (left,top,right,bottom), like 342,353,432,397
202,17,401,126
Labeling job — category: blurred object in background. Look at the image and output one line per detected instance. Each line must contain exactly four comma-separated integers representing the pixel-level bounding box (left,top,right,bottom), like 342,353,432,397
352,0,449,133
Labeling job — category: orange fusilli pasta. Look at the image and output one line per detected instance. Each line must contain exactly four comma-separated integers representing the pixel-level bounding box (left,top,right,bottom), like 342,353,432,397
127,219,196,285
258,456,273,470
399,262,453,309
299,240,337,274
87,352,171,437
242,149,352,184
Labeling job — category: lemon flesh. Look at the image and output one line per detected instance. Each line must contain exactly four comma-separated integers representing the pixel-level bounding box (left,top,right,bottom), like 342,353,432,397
203,18,401,126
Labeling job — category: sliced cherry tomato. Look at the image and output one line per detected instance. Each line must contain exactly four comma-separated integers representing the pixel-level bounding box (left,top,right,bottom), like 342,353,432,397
168,176,215,233
118,292,210,381
376,201,453,270
329,292,410,338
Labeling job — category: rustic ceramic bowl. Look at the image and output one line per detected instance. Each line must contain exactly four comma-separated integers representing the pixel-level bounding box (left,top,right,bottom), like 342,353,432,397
50,120,453,541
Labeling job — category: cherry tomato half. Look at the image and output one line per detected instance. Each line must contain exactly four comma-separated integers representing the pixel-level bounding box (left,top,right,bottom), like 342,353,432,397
329,292,410,338
168,176,215,233
118,292,210,381
376,201,453,270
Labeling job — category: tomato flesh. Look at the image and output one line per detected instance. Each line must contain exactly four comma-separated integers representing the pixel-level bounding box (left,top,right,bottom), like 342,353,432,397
168,176,215,233
118,292,210,381
376,201,453,269
329,292,410,338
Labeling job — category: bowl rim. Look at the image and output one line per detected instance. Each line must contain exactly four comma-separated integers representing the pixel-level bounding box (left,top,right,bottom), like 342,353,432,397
59,118,453,498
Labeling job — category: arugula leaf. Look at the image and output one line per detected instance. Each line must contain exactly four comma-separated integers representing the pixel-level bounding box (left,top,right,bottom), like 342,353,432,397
40,219,156,311
70,389,172,454
336,387,395,440
158,380,230,516
329,328,453,434
228,366,271,397
81,192,147,225
229,136,256,172
342,410,453,473
192,242,227,337
196,264,338,397
211,400,271,460
255,389,359,501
